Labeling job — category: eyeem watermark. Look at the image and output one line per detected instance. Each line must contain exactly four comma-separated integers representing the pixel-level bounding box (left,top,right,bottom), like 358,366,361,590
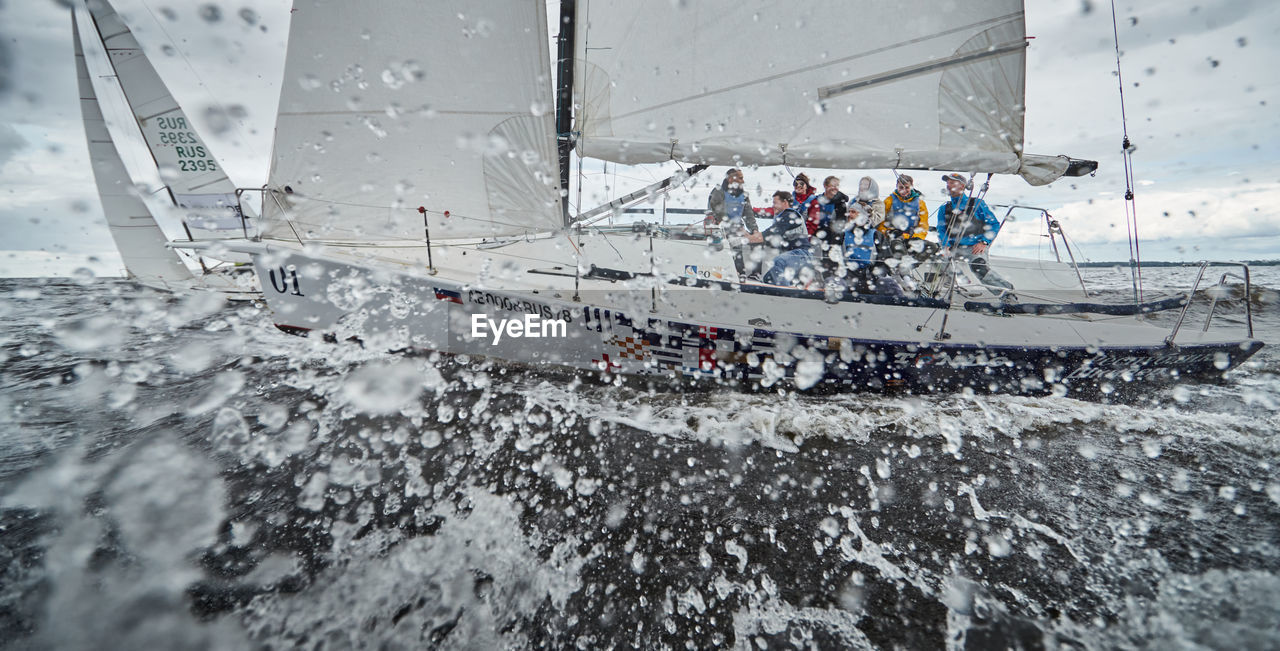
470,313,568,344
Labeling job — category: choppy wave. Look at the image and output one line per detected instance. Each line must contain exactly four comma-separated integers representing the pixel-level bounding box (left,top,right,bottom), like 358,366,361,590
1,269,1278,649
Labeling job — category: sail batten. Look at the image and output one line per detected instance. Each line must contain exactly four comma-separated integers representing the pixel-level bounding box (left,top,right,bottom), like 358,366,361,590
574,1,1070,185
818,41,1028,99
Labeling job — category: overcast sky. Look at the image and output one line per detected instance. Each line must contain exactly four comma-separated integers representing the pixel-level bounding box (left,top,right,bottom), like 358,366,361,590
0,0,1277,278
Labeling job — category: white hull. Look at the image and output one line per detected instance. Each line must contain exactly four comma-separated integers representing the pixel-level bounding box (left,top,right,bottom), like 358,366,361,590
242,238,1261,395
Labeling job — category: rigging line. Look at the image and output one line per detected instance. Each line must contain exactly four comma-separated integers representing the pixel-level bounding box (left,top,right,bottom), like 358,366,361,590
780,144,796,180
1110,0,1143,303
581,224,625,260
571,0,590,246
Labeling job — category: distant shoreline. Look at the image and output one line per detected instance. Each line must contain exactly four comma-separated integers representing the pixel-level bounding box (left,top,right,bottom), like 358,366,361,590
1074,260,1280,268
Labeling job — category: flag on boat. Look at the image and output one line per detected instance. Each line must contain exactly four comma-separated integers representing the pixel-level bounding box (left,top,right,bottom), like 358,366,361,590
434,288,463,304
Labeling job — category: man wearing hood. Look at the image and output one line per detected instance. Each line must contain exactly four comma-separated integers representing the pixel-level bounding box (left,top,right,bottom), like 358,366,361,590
707,168,760,274
844,176,884,271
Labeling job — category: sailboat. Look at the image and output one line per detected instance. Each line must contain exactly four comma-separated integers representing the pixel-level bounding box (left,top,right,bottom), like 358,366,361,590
190,0,1259,394
72,1,259,298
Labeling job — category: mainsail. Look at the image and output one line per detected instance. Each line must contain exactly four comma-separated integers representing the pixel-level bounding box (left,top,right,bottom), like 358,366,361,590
75,13,193,288
574,0,1069,185
260,0,562,243
85,0,253,237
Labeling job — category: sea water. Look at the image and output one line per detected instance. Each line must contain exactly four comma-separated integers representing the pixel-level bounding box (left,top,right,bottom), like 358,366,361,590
1,266,1277,649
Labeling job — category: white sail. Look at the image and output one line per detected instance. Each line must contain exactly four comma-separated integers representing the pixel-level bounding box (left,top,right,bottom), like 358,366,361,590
75,14,194,289
85,0,253,238
574,0,1069,185
260,0,562,244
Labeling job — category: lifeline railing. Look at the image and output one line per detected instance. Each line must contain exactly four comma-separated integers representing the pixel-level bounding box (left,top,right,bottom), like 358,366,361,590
1164,261,1254,345
991,204,1091,297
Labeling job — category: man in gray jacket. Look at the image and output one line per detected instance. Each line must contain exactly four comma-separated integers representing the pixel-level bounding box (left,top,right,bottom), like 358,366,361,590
706,168,761,275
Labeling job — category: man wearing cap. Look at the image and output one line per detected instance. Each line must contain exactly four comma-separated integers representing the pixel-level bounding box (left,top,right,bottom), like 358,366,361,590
937,173,1013,291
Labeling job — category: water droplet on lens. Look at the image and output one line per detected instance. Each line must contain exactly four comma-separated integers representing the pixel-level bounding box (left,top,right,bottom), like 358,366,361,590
421,430,442,448
198,4,222,22
203,105,232,134
985,535,1011,558
298,74,322,90
69,267,95,286
341,361,423,414
1142,439,1163,458
1077,442,1099,459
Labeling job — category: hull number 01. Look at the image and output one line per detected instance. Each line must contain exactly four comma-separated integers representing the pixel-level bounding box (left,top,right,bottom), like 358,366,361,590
268,266,304,296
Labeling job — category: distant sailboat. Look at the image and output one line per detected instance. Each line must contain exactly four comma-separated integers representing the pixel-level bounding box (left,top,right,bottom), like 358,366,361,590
73,0,258,297
75,15,193,291
198,0,1258,393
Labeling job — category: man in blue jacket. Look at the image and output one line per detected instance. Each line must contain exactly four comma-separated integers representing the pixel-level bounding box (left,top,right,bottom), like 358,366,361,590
937,173,1013,291
748,191,817,287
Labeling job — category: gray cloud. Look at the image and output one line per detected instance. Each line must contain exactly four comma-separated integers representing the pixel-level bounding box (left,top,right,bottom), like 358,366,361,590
0,190,106,255
0,123,28,168
0,38,11,99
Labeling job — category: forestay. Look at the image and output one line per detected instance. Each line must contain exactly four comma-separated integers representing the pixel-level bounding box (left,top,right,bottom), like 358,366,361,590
261,0,563,243
75,14,193,287
86,1,251,234
575,0,1069,185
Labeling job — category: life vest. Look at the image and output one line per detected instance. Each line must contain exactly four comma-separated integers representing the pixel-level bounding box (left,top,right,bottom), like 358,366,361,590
793,193,818,217
843,223,876,268
723,190,749,229
816,196,837,228
940,195,996,246
886,193,922,233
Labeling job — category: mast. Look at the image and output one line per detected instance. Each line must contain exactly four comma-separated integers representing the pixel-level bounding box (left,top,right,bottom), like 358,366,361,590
554,0,577,228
